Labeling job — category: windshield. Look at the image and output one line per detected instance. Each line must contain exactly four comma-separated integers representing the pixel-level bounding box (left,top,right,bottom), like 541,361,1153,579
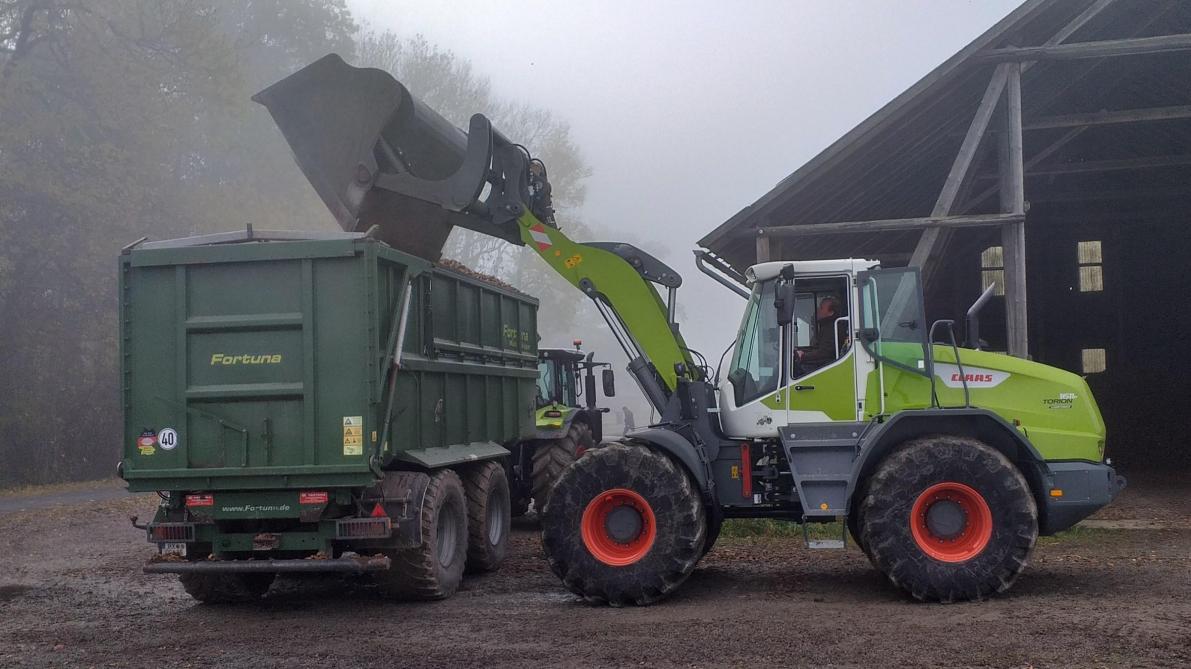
536,359,576,406
727,279,781,406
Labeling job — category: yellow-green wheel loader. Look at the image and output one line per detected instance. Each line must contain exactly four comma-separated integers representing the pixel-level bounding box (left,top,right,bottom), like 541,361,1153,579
254,54,1126,606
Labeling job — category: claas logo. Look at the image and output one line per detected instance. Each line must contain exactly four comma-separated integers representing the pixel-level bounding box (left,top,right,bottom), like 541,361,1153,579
210,353,283,366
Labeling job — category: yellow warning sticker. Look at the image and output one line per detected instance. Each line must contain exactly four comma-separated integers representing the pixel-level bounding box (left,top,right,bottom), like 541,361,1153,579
343,416,364,456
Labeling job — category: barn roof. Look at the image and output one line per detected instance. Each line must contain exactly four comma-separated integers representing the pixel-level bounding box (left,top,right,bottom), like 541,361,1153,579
699,0,1191,271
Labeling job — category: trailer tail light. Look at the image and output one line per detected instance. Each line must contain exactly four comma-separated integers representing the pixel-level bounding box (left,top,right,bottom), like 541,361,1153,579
336,517,392,539
369,503,387,518
148,523,196,542
185,493,214,507
299,491,329,505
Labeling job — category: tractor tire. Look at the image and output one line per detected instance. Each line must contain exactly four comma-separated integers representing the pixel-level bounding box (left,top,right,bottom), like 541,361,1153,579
848,479,875,565
861,435,1038,602
179,572,274,603
463,461,511,574
542,442,706,606
531,421,593,512
375,469,468,601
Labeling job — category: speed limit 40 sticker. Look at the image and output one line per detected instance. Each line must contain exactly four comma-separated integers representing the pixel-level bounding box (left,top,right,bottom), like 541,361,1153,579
157,427,179,451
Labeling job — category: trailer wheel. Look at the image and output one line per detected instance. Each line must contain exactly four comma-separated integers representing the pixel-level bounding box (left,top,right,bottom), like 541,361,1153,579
542,442,706,606
179,572,274,603
861,435,1037,602
463,461,511,573
377,469,468,600
531,421,593,512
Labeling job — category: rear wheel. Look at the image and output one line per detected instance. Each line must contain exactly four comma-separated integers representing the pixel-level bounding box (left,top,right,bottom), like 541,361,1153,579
542,443,706,606
179,572,274,603
376,469,468,600
463,461,511,573
531,421,593,512
861,435,1037,602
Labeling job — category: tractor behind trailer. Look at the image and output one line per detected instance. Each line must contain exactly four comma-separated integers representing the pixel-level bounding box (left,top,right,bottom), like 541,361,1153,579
119,230,538,602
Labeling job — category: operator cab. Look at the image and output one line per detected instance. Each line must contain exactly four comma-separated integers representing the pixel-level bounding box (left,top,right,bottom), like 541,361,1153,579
720,259,934,437
537,348,585,408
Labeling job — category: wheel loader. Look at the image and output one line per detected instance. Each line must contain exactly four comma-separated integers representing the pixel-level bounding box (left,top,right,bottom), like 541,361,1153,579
254,54,1126,605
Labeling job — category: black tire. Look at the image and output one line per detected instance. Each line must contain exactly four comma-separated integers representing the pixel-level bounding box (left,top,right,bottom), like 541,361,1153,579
542,442,706,606
179,572,274,603
531,421,593,512
376,469,468,600
861,435,1038,602
463,461,511,573
848,480,875,565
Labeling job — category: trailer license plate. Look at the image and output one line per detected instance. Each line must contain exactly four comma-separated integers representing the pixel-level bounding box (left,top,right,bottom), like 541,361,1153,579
160,542,187,557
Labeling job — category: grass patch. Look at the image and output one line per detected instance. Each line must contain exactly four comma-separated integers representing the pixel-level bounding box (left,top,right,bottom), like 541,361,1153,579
0,478,122,498
720,518,847,540
1037,524,1119,546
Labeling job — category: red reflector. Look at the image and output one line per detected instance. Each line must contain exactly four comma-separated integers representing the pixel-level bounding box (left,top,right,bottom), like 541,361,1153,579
740,443,753,498
545,410,563,418
370,503,387,518
299,491,329,505
185,493,214,507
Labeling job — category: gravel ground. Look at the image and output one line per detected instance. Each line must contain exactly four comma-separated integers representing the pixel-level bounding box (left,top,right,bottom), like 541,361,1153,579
0,475,1188,668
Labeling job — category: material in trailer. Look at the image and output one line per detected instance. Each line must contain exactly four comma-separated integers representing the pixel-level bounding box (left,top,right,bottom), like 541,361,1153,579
253,53,1124,606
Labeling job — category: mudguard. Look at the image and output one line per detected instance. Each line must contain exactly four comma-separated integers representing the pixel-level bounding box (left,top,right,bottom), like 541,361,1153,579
623,427,714,503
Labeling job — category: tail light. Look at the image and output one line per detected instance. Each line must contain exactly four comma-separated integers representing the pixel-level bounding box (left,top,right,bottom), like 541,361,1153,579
544,410,563,418
148,523,195,542
185,493,214,507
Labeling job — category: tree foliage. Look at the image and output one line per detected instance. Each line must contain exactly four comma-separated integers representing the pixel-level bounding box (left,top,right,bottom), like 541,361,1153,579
0,2,619,486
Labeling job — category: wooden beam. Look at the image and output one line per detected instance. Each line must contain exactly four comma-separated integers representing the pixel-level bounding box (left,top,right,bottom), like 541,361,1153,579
756,213,1025,238
981,153,1191,178
1000,62,1028,359
975,33,1191,63
755,233,772,263
1024,104,1191,130
911,64,1011,281
961,127,1086,212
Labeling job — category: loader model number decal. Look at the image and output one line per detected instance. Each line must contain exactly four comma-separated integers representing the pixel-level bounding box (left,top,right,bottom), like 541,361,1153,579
933,363,1010,389
209,353,283,366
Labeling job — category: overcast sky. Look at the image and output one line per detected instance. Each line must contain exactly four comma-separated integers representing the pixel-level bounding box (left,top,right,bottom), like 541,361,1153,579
349,0,1024,357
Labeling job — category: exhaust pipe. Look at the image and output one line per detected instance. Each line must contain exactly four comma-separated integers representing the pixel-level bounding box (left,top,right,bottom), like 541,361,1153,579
253,54,543,260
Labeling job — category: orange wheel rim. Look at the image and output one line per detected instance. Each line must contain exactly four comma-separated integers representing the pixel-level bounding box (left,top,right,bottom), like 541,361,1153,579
910,482,993,562
580,488,656,567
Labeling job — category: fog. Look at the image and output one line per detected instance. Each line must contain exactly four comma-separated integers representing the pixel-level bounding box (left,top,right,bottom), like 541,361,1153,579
351,0,1022,357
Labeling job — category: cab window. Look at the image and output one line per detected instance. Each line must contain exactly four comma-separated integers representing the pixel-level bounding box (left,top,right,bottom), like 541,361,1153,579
792,277,851,378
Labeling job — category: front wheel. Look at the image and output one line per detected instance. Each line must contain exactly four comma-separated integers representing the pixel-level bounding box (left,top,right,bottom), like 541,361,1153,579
860,435,1038,602
541,443,706,606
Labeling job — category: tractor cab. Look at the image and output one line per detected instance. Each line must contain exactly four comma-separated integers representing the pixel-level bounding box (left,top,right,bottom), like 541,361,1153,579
537,348,586,409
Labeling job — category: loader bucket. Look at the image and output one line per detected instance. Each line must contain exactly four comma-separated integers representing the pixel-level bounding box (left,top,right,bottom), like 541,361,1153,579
253,53,527,260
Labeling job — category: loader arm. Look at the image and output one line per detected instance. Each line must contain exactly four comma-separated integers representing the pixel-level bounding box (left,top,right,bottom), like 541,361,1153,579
511,210,700,402
253,54,701,410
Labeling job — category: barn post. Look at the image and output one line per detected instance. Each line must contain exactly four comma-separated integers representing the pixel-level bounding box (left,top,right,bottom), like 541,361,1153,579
999,61,1028,358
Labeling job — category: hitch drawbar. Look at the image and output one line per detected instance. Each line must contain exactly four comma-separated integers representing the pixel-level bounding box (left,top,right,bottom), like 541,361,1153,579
144,554,391,575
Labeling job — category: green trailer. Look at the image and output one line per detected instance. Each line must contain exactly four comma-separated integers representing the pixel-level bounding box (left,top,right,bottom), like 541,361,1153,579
119,228,538,602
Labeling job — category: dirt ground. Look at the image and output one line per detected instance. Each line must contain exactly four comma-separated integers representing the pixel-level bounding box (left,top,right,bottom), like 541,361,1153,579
0,474,1188,668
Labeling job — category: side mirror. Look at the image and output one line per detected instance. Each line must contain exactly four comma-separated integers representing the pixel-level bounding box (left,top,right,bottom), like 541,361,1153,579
857,327,880,344
774,281,796,326
585,372,598,408
601,369,616,397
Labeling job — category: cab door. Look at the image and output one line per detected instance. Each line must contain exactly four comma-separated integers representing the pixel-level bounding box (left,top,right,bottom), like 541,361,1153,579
855,267,933,416
785,280,859,424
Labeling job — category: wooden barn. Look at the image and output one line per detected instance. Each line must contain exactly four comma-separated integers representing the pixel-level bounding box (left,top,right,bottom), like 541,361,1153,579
698,0,1191,470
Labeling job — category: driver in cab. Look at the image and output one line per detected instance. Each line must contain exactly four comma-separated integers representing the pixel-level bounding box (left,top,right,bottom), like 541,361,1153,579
796,296,845,373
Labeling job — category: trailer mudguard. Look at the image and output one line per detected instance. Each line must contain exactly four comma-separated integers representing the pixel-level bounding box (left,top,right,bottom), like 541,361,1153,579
532,407,603,443
391,441,510,469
